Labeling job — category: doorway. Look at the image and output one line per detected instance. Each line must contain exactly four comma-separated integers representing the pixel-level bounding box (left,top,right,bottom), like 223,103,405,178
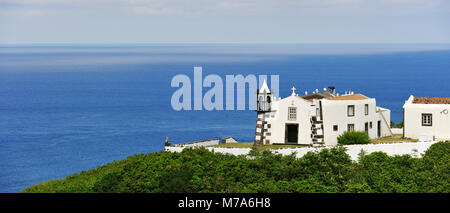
285,124,299,143
365,122,369,135
377,120,381,138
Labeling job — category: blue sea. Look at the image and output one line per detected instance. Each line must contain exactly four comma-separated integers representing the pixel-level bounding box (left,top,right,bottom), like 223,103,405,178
1,44,449,192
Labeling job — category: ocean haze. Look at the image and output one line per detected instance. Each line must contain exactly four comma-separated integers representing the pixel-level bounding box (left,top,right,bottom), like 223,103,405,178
2,43,450,68
0,44,449,192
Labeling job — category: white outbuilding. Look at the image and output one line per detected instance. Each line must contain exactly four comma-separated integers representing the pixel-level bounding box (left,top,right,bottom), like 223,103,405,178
403,95,450,141
254,82,392,146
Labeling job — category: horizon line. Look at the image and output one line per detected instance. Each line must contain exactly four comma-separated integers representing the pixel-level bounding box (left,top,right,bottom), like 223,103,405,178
1,42,450,46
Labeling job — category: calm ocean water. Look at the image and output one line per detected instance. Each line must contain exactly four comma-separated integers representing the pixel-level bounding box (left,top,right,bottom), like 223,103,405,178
1,44,449,192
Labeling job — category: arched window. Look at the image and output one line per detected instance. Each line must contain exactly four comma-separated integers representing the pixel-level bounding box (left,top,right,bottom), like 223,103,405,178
259,96,264,110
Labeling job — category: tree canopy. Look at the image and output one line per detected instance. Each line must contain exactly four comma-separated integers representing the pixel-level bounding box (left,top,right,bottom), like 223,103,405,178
22,141,449,193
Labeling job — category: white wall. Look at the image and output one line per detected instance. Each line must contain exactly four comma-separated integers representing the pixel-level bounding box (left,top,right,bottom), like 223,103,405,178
165,141,439,161
275,141,437,161
391,128,403,134
265,95,313,145
262,94,391,146
404,96,450,140
379,107,392,138
321,98,391,146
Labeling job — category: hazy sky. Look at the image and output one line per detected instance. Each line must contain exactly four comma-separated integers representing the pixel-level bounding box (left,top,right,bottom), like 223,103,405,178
0,0,449,44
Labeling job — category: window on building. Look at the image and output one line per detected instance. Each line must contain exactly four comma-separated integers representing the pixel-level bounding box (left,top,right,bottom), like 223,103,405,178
288,107,297,121
422,113,432,126
369,122,373,129
347,105,355,117
333,125,338,131
347,124,355,132
365,104,369,115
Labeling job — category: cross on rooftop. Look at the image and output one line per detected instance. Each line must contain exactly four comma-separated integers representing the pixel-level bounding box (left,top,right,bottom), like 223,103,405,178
291,86,296,96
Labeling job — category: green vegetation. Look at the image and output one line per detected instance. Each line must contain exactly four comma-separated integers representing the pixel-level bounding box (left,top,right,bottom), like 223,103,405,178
209,142,309,149
337,131,371,145
22,141,449,193
390,121,404,128
371,134,418,144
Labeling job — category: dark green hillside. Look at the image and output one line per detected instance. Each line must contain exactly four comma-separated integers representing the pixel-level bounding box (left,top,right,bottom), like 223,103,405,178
22,141,449,193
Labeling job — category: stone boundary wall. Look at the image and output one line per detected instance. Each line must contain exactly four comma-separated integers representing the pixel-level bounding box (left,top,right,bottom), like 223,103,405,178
391,128,403,135
164,141,438,161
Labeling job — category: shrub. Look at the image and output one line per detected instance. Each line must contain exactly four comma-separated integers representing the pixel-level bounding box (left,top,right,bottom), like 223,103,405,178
337,131,371,145
92,172,121,193
390,121,404,128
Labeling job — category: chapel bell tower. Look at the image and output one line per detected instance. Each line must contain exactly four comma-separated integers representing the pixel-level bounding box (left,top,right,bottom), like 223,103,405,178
257,79,272,112
254,79,272,145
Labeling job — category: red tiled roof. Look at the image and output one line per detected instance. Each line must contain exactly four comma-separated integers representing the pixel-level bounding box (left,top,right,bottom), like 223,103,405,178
326,94,368,101
413,97,450,104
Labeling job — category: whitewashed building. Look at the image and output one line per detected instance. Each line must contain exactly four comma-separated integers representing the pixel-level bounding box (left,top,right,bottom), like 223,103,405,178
403,95,450,141
254,81,392,146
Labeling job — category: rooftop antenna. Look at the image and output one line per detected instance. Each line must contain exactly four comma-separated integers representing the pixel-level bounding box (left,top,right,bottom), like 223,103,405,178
328,86,336,94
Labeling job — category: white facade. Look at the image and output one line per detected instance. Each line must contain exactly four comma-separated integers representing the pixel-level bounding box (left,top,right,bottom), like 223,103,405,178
403,95,450,141
262,94,313,145
321,98,391,145
255,84,392,146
